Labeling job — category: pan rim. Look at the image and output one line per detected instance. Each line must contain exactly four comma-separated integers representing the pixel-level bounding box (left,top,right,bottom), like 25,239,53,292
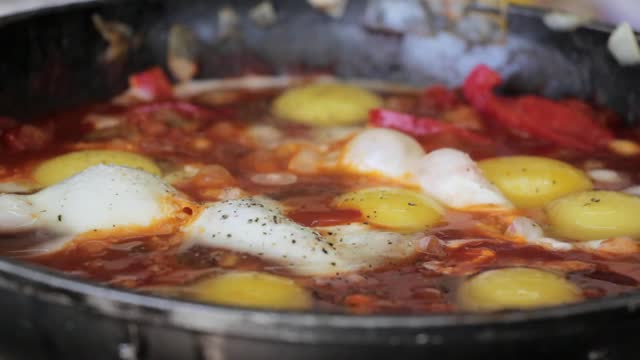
1,256,639,344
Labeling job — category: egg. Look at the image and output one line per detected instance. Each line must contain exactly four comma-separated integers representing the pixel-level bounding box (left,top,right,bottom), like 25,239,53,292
415,148,513,209
546,190,640,241
2,165,424,271
33,150,161,186
191,272,312,310
340,128,425,180
479,156,592,208
321,223,423,271
458,267,582,311
0,165,184,252
184,197,423,275
333,187,443,232
272,83,382,126
341,134,512,209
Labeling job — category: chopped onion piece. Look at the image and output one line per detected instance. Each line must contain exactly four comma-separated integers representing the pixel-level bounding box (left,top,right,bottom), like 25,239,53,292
218,6,240,38
505,216,544,241
443,239,483,249
250,1,277,27
529,237,574,251
251,172,298,186
543,11,588,32
247,125,284,149
288,149,321,175
587,169,624,184
363,0,429,34
217,187,248,201
580,239,605,250
84,114,122,130
417,236,447,259
307,0,349,18
311,127,360,144
168,25,199,82
506,217,573,251
608,22,640,66
174,75,332,99
163,164,201,185
623,185,640,197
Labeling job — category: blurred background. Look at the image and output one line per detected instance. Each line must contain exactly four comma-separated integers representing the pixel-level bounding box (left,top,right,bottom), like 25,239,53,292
508,0,640,29
0,0,639,30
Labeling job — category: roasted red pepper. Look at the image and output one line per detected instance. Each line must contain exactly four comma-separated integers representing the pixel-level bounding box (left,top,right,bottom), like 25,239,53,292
463,64,614,152
129,67,174,101
369,108,493,145
423,85,460,112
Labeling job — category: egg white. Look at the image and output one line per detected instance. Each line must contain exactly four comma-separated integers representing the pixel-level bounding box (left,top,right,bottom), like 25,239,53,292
0,165,184,252
184,197,423,275
340,129,512,209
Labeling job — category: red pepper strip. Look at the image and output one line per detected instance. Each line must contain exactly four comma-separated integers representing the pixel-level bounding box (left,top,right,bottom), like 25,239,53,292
423,85,460,112
129,67,174,101
463,64,614,152
127,101,235,122
369,108,494,145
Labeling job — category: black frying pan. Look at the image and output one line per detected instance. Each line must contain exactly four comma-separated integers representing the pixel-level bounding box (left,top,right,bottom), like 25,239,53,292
0,1,639,359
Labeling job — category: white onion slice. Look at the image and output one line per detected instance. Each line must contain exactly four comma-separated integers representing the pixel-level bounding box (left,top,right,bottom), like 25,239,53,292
608,22,640,66
250,172,298,186
174,75,332,99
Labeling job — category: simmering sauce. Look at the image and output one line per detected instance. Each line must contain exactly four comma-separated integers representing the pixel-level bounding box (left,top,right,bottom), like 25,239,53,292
2,66,640,314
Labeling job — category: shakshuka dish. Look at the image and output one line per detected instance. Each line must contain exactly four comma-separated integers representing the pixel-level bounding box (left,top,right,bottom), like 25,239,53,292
1,64,640,314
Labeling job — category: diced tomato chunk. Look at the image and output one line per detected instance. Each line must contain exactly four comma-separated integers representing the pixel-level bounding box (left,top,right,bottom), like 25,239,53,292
129,67,174,101
2,124,52,152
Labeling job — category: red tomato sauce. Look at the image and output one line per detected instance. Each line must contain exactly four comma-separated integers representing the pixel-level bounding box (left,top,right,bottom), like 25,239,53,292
2,77,640,314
